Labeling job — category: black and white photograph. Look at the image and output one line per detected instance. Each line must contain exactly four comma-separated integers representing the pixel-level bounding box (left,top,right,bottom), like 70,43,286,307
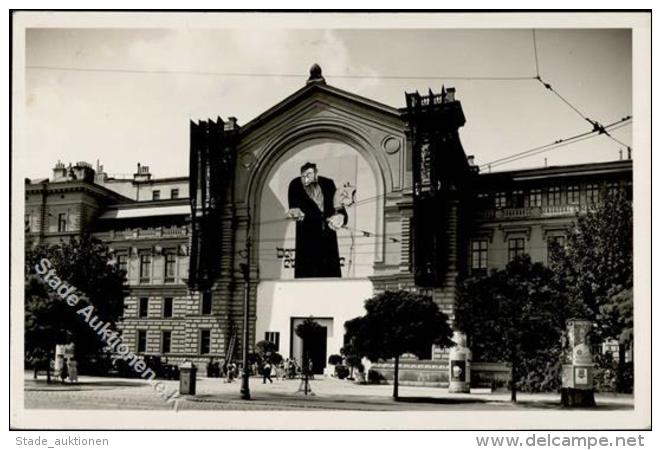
9,10,651,433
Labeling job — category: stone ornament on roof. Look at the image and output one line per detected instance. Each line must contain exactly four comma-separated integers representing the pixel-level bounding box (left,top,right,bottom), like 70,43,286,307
307,63,326,85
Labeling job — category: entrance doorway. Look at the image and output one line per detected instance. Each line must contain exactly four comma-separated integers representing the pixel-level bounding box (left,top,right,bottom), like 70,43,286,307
290,317,332,375
303,326,327,375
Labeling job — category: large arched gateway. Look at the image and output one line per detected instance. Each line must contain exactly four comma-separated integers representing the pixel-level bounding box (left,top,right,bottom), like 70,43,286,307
186,66,469,382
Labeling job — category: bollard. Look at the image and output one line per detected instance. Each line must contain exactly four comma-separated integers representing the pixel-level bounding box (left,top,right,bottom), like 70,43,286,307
448,331,471,393
561,319,596,407
179,361,197,395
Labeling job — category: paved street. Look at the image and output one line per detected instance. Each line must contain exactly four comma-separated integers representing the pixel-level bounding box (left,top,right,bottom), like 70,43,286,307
24,372,634,411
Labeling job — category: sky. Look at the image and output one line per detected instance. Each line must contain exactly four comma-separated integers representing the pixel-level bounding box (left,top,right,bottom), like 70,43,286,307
22,27,632,179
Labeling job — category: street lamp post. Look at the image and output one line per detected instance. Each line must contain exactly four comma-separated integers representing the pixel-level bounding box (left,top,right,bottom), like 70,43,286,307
240,235,252,400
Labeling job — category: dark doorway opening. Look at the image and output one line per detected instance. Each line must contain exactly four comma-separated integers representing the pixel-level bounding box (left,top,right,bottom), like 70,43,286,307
303,326,327,375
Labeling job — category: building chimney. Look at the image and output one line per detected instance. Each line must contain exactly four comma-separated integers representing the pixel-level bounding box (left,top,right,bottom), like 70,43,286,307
52,160,68,182
133,162,152,183
446,87,456,103
224,116,239,132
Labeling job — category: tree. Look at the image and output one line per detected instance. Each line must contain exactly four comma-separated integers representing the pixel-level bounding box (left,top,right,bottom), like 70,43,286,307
343,291,453,400
295,317,323,395
25,234,127,373
549,190,633,391
339,339,362,380
255,339,282,366
456,255,566,402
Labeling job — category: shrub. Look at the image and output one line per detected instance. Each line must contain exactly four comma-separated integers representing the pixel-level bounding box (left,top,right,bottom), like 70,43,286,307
334,364,350,379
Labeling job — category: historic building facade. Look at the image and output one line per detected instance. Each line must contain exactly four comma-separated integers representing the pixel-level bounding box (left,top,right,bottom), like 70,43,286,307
24,67,632,383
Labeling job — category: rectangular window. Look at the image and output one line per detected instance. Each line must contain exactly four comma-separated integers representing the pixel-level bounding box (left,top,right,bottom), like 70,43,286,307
265,331,280,352
607,182,620,197
164,251,176,283
201,291,212,315
511,190,525,208
117,253,128,272
171,188,179,199
137,330,147,353
25,214,33,232
470,239,488,272
117,253,129,284
494,192,507,209
162,331,172,354
586,183,600,204
508,238,526,262
163,297,173,318
548,186,562,206
139,297,149,318
139,253,151,282
57,213,68,232
567,185,580,204
200,329,211,355
529,189,542,207
152,190,160,201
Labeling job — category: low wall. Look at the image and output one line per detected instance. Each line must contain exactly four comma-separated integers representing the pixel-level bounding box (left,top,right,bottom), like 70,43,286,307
368,359,511,388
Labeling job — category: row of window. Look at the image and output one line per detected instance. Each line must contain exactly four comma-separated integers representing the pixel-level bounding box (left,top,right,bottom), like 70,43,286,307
470,236,565,270
135,329,281,356
152,188,180,201
25,212,71,233
116,251,179,283
135,329,207,354
480,182,623,209
137,293,212,318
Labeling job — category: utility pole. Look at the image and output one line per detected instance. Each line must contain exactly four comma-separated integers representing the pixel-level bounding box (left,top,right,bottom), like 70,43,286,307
240,232,252,400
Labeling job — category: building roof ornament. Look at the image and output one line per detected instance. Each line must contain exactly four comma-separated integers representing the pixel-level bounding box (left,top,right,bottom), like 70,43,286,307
307,63,326,85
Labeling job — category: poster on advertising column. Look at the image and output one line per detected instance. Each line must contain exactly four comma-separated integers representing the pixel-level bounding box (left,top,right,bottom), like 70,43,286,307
258,140,377,280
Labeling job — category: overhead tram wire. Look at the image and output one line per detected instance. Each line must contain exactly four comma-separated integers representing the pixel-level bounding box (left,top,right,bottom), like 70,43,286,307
531,30,632,150
480,116,631,168
484,120,632,170
478,117,632,170
26,65,537,82
532,29,541,79
249,228,401,244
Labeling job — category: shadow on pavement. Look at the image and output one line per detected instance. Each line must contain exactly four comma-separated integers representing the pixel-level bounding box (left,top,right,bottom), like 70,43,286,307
395,396,490,404
25,379,144,392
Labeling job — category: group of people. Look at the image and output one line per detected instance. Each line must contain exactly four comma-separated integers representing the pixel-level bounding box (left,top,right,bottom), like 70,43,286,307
205,358,240,383
204,357,316,384
55,356,79,384
258,358,315,383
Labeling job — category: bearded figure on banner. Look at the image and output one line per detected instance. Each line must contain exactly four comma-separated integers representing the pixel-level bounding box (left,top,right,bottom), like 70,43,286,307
287,162,352,278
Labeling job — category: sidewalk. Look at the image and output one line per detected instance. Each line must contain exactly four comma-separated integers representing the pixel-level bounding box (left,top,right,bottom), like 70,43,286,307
24,372,634,411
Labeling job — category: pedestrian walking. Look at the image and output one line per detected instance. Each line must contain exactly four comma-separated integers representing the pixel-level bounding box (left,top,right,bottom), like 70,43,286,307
226,362,236,383
67,358,78,383
262,361,273,384
60,358,69,383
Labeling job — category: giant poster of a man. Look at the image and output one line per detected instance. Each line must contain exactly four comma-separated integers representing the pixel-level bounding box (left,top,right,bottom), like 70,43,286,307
287,162,348,278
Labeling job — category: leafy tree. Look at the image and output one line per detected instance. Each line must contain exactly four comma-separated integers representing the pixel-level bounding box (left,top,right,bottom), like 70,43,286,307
339,339,362,380
343,291,453,400
25,234,127,373
255,339,282,365
456,255,566,401
549,190,633,391
295,317,323,395
295,318,323,374
327,354,343,366
269,352,284,366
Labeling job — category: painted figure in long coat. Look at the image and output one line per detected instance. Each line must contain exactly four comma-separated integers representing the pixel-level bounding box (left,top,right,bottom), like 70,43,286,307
287,162,348,278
